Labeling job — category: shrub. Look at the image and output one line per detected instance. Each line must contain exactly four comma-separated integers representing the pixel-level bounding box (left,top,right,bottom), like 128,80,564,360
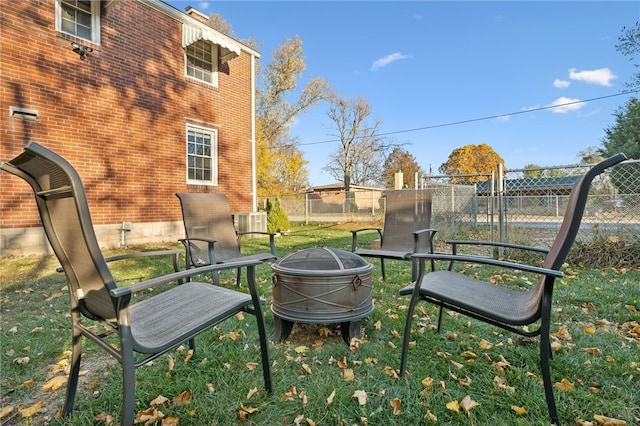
266,197,290,233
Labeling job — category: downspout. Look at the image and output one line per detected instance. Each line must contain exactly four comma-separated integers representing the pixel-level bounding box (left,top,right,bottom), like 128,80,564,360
251,53,257,212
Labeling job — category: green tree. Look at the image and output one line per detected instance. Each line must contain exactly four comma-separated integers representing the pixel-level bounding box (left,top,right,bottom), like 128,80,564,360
601,97,640,194
522,164,543,179
439,143,505,183
382,147,424,188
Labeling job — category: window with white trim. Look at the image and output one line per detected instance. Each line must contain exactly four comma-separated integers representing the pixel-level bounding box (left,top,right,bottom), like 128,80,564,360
185,40,218,86
187,125,218,185
55,0,100,44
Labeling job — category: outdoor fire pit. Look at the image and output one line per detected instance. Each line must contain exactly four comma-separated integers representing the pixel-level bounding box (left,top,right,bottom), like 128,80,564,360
271,247,374,343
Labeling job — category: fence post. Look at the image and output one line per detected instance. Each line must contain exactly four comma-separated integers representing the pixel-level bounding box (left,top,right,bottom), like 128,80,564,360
498,163,505,256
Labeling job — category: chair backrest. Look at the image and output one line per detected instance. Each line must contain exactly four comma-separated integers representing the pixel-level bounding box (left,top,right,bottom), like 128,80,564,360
543,153,627,271
1,142,118,321
381,189,434,252
176,192,242,263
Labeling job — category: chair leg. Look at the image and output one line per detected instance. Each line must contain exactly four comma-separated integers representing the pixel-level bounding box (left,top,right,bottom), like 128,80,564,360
399,289,421,377
540,324,559,424
254,302,273,393
120,330,136,426
380,259,387,281
436,305,444,333
63,314,83,416
236,267,242,287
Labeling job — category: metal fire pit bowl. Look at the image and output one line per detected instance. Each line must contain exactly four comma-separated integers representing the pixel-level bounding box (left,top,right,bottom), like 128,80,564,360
271,247,374,343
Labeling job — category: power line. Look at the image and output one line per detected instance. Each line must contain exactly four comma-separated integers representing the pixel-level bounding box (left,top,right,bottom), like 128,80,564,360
297,90,639,147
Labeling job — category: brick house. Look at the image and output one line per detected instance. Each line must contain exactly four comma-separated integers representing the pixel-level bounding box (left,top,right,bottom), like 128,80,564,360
1,0,261,256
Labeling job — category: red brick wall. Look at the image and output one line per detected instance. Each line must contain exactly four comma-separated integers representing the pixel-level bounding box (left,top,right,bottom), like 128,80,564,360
1,0,256,231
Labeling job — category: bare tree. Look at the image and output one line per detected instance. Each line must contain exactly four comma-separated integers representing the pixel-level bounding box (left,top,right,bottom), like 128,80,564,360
256,36,331,195
324,94,388,191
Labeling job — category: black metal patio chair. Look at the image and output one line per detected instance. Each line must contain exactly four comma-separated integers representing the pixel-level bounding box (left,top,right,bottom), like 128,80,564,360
351,189,437,281
398,153,627,425
1,142,273,425
176,192,277,286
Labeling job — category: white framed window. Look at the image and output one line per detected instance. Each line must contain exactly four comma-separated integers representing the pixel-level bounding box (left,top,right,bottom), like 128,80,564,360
185,40,218,86
187,124,218,185
55,0,100,44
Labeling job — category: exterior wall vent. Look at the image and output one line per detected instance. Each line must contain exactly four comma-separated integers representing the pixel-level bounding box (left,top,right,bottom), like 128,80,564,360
10,107,39,121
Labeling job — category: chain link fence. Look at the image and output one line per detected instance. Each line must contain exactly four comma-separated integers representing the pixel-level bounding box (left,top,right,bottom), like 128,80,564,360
261,159,639,249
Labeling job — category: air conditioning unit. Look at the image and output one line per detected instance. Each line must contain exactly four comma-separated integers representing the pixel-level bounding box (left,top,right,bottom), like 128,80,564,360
235,212,267,235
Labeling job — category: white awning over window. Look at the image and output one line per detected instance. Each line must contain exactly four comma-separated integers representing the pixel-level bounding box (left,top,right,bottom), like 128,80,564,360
182,24,241,64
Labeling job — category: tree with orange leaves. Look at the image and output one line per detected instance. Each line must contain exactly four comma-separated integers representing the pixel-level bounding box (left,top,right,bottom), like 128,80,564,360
438,143,505,183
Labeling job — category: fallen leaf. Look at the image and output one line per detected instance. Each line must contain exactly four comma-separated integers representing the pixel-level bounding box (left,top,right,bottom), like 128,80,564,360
374,320,382,330
94,412,114,425
450,360,464,369
206,383,214,393
390,398,401,415
29,327,44,334
325,389,336,406
337,356,348,369
593,414,627,425
461,350,478,359
421,376,434,388
14,356,30,365
343,368,355,382
162,416,179,425
384,366,399,378
306,418,316,426
301,363,312,374
1,405,14,420
511,405,527,415
460,395,479,417
246,362,258,371
478,339,493,350
247,387,258,399
584,326,597,334
168,355,176,371
173,390,192,405
21,379,36,387
42,375,67,391
446,400,460,413
424,410,437,422
353,390,367,405
282,386,298,400
235,312,245,321
150,395,170,406
294,345,308,354
238,404,258,422
581,347,601,356
184,349,193,364
227,330,242,341
19,401,47,418
554,378,576,392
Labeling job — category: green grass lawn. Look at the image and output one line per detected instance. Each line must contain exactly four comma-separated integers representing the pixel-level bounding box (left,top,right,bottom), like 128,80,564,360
1,223,638,425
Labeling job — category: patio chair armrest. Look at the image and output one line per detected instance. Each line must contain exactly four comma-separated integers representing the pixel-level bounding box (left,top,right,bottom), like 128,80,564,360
446,240,549,255
412,228,438,255
110,259,263,298
178,237,217,245
351,227,383,251
238,231,278,256
411,252,563,278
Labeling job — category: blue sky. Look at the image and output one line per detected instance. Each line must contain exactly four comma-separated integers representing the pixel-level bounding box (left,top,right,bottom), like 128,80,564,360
167,1,639,186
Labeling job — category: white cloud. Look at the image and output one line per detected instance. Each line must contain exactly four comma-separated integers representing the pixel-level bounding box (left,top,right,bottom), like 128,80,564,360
568,67,617,86
371,52,409,71
550,97,585,114
553,79,570,88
